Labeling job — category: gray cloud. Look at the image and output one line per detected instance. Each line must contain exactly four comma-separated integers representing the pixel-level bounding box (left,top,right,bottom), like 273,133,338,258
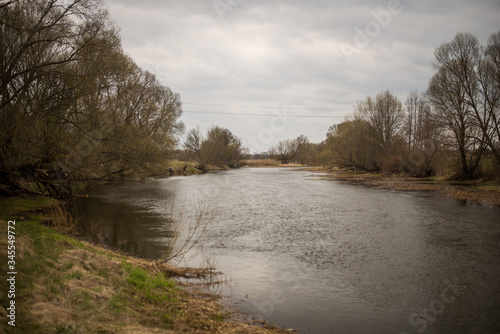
104,0,500,151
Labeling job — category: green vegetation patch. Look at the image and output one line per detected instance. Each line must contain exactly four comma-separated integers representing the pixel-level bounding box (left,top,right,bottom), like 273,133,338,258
0,196,55,219
122,262,177,303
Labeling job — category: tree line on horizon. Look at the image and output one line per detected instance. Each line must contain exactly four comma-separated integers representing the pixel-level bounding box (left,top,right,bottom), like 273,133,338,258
269,31,500,180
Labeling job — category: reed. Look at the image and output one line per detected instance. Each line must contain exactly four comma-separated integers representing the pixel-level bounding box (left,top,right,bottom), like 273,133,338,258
159,199,217,264
46,202,80,234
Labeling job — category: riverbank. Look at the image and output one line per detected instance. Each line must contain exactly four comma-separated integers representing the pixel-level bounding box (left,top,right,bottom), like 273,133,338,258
169,159,305,172
0,196,291,333
168,160,245,175
313,167,500,207
241,159,305,168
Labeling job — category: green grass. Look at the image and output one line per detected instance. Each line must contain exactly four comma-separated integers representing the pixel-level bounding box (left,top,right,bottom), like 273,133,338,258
67,271,83,280
0,196,55,218
122,262,177,303
108,292,127,313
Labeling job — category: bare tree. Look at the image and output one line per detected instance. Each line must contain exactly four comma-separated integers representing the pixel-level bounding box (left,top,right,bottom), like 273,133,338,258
354,90,405,146
481,31,500,164
0,1,17,9
428,65,484,179
270,135,309,164
0,0,106,109
401,90,441,176
405,90,418,151
430,32,500,169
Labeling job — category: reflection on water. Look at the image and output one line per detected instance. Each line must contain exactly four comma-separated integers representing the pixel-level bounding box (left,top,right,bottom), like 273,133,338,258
76,180,176,259
77,168,500,334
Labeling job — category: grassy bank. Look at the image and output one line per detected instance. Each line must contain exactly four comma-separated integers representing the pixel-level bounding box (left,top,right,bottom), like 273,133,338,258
0,197,290,333
315,167,500,207
167,160,203,175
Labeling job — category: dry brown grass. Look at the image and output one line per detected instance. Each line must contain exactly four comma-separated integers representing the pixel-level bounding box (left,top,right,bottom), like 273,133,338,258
46,202,80,233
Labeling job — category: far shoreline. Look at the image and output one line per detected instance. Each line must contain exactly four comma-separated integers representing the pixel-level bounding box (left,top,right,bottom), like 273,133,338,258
306,166,500,207
238,160,500,207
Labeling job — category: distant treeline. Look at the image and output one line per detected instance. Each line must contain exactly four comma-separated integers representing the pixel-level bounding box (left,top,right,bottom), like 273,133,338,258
0,0,184,198
270,31,500,180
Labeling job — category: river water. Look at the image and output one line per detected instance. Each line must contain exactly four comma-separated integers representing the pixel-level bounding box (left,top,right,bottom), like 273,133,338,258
76,167,500,334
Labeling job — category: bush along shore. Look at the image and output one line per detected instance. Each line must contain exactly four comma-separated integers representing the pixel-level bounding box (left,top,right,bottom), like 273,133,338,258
314,167,500,207
0,196,292,334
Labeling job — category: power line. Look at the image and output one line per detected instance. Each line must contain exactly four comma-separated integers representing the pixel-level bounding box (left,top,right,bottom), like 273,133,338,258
183,110,344,118
183,102,351,111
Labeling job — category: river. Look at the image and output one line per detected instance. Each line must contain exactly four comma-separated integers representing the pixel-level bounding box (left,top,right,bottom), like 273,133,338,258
76,167,500,334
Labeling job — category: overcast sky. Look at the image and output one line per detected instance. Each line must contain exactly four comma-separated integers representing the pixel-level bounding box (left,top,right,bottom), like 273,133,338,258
104,0,500,153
